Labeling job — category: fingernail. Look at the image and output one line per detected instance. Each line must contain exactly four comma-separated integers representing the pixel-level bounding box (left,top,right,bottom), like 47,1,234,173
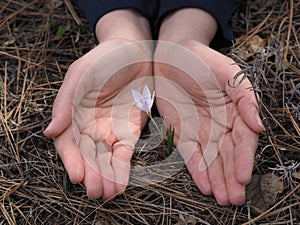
44,121,53,134
256,113,265,131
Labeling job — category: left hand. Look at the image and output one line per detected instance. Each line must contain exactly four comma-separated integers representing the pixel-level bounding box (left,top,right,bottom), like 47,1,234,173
154,41,264,206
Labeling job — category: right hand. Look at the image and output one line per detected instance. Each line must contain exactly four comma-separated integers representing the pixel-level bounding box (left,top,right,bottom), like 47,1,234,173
45,40,153,199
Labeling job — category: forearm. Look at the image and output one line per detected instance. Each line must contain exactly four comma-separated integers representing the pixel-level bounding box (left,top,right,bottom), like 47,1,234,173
95,9,152,42
158,8,218,46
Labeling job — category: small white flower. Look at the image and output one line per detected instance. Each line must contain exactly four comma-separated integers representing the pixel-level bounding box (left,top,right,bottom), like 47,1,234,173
132,85,155,116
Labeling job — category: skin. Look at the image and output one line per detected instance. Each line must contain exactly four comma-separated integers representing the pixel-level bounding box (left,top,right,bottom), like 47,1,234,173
44,8,264,205
44,9,153,200
155,8,264,205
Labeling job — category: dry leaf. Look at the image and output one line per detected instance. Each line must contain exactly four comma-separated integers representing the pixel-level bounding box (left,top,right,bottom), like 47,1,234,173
174,214,197,225
292,172,300,180
235,35,266,60
246,173,284,211
95,221,117,225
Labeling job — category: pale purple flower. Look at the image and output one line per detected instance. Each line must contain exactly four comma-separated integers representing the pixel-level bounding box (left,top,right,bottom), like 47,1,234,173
131,85,155,116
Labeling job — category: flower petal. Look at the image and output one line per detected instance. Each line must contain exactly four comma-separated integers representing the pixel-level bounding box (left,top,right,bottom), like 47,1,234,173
141,101,150,113
142,85,151,98
132,89,142,104
132,89,147,112
132,85,155,114
142,85,152,109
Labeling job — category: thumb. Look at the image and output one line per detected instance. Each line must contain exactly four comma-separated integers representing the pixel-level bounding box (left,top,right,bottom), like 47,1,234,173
44,65,81,137
226,82,265,133
236,94,265,133
44,85,73,137
209,51,265,133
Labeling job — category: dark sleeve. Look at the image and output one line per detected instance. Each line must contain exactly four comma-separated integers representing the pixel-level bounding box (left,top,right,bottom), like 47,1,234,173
157,0,235,48
73,0,156,35
73,0,235,48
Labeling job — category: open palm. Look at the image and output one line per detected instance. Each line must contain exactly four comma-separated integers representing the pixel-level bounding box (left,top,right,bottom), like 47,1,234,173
154,41,264,205
45,40,153,199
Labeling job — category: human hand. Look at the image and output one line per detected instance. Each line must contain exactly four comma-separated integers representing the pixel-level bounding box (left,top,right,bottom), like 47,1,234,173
45,40,153,200
154,41,264,206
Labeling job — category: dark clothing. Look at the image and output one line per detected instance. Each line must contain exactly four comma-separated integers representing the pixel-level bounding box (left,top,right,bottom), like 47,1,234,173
74,0,234,48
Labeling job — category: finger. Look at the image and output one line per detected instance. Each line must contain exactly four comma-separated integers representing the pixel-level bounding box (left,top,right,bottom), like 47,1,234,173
207,155,229,206
54,126,84,184
79,136,116,199
232,116,258,184
83,162,103,199
219,134,245,205
180,141,212,196
199,139,219,172
111,142,133,195
95,141,117,200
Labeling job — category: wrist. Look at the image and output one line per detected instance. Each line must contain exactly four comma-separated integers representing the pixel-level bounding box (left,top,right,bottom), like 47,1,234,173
158,8,218,46
95,9,151,42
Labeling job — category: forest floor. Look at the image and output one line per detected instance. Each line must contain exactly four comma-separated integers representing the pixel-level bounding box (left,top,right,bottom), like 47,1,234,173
0,0,299,224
